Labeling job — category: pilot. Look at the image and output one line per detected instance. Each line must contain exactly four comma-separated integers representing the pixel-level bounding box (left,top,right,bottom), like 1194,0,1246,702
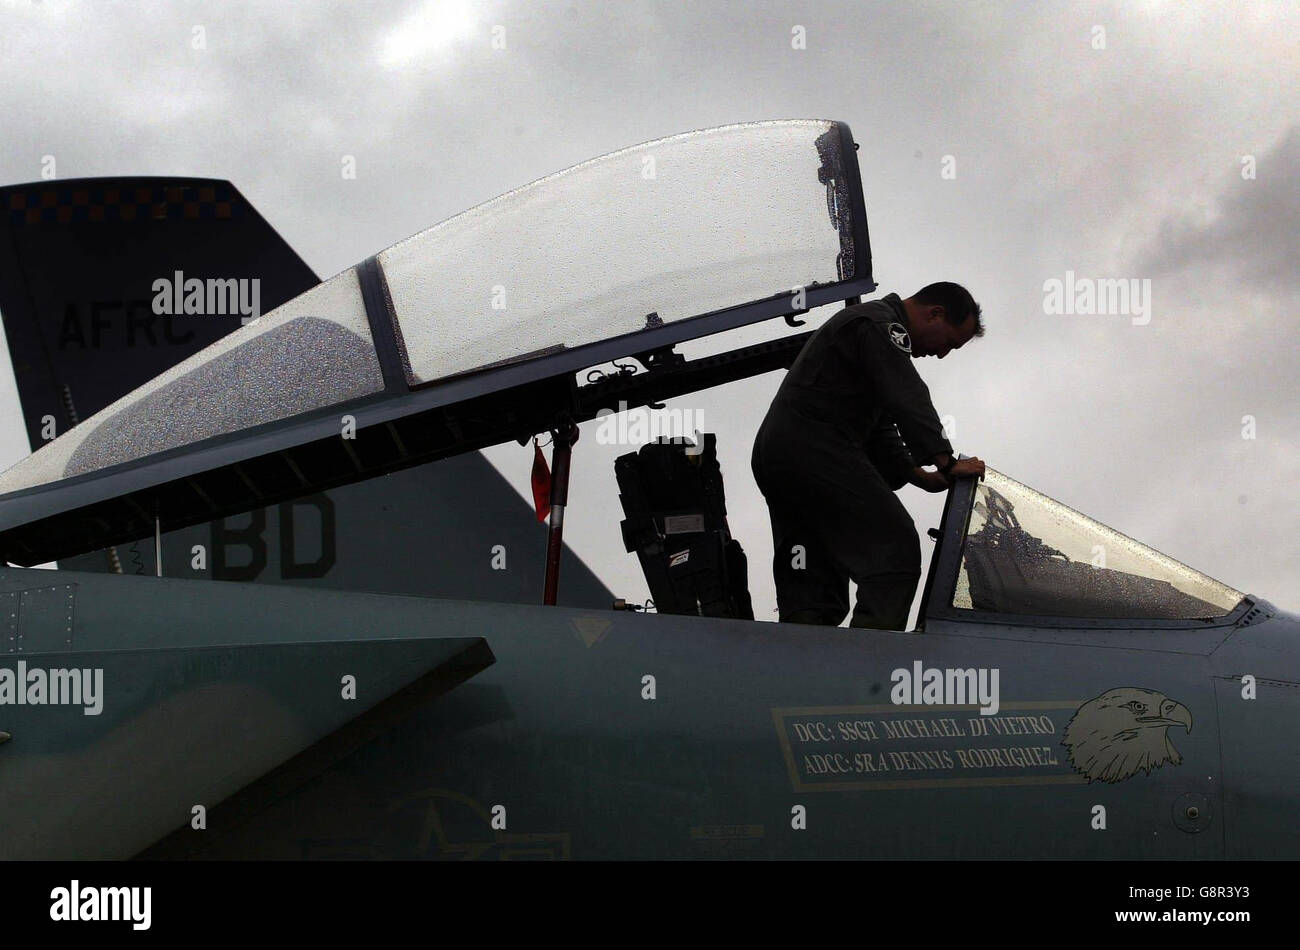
751,282,987,629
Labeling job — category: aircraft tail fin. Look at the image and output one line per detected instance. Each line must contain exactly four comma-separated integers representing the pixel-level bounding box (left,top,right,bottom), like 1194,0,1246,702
0,177,320,449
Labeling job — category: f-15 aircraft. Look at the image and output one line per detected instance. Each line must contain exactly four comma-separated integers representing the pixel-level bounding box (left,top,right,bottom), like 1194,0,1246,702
0,120,1294,860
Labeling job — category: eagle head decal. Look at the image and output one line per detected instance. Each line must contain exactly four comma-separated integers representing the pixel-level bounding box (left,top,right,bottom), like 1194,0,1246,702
1062,687,1192,783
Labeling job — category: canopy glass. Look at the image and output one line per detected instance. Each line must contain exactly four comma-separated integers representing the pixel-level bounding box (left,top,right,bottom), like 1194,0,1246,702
379,119,856,385
0,120,858,499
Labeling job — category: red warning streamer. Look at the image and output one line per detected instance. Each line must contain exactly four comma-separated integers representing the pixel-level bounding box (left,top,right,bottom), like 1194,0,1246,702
531,437,552,522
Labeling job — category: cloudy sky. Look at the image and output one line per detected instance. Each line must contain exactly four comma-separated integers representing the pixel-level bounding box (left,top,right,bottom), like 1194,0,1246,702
0,0,1295,621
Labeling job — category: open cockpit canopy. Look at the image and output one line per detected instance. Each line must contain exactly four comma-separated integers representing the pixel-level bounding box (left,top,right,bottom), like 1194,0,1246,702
0,120,873,564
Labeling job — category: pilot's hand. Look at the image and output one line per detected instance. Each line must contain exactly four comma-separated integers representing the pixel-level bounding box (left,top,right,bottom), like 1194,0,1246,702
949,457,986,482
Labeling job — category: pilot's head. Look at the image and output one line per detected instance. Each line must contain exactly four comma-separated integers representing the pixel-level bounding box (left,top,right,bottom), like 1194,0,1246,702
903,282,983,359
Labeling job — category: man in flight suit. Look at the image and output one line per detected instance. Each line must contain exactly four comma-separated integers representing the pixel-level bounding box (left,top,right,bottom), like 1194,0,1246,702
751,282,987,629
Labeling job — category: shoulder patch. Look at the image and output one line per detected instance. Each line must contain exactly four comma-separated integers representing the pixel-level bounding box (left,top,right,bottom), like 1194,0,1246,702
887,322,912,354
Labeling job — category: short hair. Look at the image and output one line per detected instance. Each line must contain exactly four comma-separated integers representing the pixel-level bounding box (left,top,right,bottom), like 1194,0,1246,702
910,282,984,337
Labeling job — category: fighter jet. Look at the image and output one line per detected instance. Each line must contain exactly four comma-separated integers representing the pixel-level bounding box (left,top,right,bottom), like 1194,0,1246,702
0,120,1294,860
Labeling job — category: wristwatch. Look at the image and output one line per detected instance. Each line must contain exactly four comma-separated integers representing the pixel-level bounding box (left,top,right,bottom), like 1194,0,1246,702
937,455,958,476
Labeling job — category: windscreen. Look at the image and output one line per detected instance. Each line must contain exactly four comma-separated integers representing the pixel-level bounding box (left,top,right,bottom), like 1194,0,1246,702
379,120,857,386
952,470,1243,620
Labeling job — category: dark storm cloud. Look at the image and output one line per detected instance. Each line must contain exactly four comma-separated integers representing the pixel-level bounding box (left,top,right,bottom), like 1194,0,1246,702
1135,126,1300,292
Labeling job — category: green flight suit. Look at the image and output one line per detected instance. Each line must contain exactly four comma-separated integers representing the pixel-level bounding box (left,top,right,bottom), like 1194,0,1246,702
751,294,952,629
